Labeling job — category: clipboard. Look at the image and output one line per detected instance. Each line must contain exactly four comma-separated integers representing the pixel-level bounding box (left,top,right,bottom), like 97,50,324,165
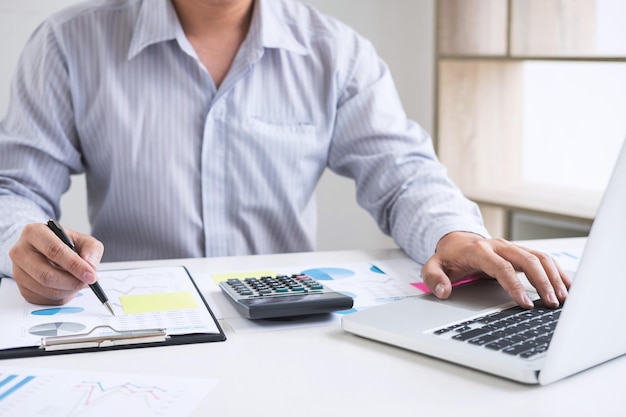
0,266,226,359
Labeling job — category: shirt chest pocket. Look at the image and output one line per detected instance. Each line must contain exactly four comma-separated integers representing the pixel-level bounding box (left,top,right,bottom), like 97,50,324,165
241,116,327,174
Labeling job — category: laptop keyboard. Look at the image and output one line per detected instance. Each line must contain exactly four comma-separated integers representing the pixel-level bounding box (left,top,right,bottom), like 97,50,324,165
433,301,562,359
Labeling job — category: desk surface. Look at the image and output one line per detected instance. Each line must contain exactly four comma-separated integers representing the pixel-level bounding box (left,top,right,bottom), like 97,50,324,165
4,238,625,416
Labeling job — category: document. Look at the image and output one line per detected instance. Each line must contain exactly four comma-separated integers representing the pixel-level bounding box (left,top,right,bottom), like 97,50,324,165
197,260,426,333
0,365,217,417
0,266,223,355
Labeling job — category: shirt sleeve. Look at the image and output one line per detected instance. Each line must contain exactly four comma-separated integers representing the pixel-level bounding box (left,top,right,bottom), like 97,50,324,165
0,20,83,276
327,34,490,264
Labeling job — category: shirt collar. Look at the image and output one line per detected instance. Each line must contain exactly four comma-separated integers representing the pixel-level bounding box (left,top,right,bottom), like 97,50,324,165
245,0,309,62
127,0,309,61
127,0,183,60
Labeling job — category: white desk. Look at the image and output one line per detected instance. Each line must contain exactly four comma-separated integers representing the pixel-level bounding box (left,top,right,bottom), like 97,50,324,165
4,238,626,416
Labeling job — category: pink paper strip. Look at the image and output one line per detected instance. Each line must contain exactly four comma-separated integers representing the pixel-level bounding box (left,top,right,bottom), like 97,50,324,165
411,275,480,293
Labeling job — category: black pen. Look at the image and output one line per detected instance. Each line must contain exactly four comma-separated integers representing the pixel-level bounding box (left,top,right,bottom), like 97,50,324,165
47,219,115,316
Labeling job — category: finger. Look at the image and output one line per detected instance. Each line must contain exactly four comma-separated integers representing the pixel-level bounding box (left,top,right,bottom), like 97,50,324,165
19,250,89,293
465,242,535,308
524,248,570,303
12,262,85,305
32,226,97,285
421,256,453,299
487,243,559,308
9,231,89,294
553,258,572,288
70,230,104,269
523,246,572,290
16,279,80,305
496,243,568,307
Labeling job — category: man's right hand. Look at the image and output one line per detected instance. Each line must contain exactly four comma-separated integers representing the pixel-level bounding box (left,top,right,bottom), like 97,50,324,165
8,222,104,305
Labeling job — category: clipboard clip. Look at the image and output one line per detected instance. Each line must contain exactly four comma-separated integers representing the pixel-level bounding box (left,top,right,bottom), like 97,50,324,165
40,325,170,352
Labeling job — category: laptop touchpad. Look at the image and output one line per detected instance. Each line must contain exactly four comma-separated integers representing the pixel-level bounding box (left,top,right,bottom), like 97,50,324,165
421,279,519,312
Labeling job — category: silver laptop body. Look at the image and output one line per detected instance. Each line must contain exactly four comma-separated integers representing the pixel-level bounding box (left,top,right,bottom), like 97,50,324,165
342,140,626,385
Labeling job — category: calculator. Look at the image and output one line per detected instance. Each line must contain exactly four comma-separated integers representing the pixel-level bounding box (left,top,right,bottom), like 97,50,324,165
218,273,354,319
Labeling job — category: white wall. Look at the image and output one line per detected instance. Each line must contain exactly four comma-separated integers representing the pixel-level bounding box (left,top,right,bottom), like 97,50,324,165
0,0,435,251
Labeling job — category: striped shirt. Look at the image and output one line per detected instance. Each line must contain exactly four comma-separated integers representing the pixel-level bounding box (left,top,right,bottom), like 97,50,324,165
0,0,487,275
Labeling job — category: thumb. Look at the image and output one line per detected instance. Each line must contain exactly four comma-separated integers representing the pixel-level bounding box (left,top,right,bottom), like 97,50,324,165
421,257,453,299
71,232,104,269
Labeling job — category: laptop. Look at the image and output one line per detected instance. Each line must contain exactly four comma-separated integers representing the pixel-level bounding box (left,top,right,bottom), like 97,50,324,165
342,139,626,385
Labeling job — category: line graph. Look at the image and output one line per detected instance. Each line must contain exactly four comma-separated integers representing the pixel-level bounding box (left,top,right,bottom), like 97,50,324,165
0,366,217,417
68,380,168,416
99,269,186,299
103,285,170,296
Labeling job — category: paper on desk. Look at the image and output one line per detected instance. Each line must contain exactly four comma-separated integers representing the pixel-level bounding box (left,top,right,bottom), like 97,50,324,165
0,366,216,417
516,238,584,276
371,258,486,292
197,260,426,333
0,266,220,351
542,248,582,275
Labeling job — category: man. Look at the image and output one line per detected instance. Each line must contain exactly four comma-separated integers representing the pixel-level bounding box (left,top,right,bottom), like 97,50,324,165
0,0,570,309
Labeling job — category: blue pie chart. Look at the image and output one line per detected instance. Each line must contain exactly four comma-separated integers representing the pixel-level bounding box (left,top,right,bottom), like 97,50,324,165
301,267,355,281
370,265,385,274
31,307,84,316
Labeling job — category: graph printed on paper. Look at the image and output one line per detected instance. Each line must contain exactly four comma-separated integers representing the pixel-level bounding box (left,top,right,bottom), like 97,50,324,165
0,368,215,417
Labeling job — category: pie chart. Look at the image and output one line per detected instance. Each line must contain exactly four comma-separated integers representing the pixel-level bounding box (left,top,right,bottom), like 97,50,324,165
300,267,355,281
28,322,86,337
31,307,84,316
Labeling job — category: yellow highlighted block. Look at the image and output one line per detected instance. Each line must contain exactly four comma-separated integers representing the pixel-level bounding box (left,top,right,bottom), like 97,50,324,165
120,291,198,314
211,270,277,284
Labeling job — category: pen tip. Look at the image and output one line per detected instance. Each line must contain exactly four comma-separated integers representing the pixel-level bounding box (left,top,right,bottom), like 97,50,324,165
104,301,115,316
